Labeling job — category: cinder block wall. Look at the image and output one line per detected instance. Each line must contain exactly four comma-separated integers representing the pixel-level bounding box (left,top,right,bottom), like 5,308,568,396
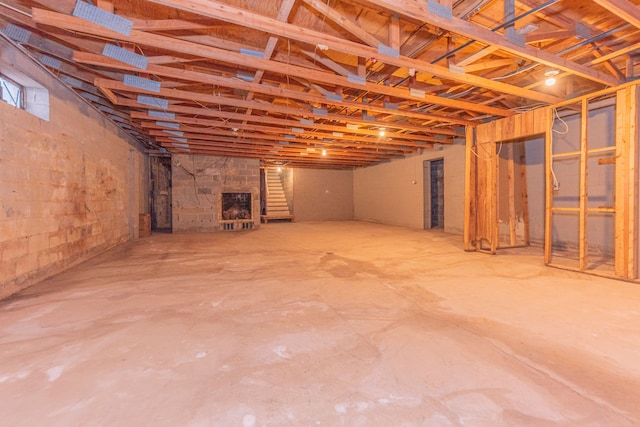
171,154,260,231
0,40,147,299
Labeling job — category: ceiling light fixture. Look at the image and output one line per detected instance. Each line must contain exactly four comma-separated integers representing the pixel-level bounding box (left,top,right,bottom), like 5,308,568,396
322,149,327,156
277,166,282,172
544,69,559,86
379,129,386,137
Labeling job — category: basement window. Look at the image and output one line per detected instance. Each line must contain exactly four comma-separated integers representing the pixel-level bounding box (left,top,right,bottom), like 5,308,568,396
0,74,23,108
0,70,49,121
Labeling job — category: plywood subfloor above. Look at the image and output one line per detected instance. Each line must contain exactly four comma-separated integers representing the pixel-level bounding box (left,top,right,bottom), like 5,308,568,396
1,222,639,426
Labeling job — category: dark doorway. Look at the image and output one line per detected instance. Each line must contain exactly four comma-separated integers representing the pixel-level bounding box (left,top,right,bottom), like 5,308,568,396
150,156,172,232
423,159,445,229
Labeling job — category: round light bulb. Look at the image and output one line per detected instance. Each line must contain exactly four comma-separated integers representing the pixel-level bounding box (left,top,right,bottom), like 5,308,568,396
379,130,386,137
545,76,556,86
277,166,282,172
322,149,327,156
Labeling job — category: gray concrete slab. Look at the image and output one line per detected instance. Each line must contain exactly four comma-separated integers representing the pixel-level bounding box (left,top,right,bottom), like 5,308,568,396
1,221,639,426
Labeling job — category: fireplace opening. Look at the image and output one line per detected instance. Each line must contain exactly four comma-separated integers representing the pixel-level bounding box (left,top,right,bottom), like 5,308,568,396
221,192,252,220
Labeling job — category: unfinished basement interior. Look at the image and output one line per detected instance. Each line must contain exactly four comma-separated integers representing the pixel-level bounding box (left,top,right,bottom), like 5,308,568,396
2,0,640,425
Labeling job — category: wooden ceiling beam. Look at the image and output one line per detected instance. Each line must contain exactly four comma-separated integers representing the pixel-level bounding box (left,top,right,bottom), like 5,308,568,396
155,138,385,162
143,123,421,152
592,0,640,30
127,104,448,144
298,49,354,76
525,29,575,44
242,0,296,120
131,19,217,31
455,45,500,67
591,40,640,65
76,52,474,125
162,145,368,167
30,9,515,119
354,0,620,87
155,137,396,162
142,122,424,151
589,44,625,80
462,58,515,73
131,112,448,145
93,77,458,135
146,0,563,103
300,0,382,47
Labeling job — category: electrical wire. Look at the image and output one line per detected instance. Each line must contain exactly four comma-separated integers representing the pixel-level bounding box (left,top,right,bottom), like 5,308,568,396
470,140,503,160
548,107,569,190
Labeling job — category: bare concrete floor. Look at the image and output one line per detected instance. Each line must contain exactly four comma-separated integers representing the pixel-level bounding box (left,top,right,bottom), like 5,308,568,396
1,221,640,426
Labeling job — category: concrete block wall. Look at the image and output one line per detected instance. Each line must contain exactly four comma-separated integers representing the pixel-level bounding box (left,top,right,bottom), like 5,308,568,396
354,142,466,234
0,39,147,299
172,154,260,231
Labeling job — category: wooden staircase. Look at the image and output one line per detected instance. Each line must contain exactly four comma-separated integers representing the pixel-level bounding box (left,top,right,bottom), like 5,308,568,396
262,169,294,223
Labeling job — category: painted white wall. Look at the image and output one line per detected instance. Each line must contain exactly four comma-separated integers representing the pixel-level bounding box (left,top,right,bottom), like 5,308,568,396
293,168,354,221
354,141,466,234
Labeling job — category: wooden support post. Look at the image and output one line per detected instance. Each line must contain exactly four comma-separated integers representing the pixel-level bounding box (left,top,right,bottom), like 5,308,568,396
464,126,476,251
520,142,531,245
358,57,367,78
579,100,589,270
615,85,638,278
544,108,554,264
490,141,499,254
505,143,517,246
389,13,400,52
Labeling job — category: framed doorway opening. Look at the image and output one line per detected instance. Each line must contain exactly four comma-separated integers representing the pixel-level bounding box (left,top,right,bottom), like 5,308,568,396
423,158,444,230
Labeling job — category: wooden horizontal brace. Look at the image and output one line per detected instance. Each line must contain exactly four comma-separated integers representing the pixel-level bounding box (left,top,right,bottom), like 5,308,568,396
551,146,616,158
551,207,615,213
598,158,617,165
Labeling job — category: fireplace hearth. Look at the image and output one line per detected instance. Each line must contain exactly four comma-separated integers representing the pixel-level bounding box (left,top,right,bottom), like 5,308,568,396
221,192,252,220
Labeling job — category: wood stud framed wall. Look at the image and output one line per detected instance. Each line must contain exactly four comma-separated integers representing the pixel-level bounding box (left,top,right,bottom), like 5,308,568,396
465,82,640,281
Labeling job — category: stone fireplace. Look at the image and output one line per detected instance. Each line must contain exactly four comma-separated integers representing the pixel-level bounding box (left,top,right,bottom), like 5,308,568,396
221,192,252,220
171,154,260,231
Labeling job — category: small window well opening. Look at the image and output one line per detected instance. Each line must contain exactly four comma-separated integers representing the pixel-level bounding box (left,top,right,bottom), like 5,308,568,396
0,69,49,121
0,74,23,108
